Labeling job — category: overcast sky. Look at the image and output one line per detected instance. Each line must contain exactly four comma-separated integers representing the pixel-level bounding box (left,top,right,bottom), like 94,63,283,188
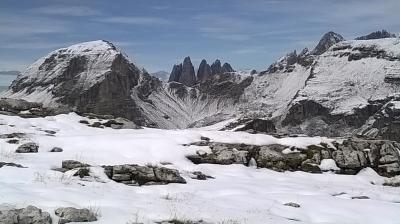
0,0,399,73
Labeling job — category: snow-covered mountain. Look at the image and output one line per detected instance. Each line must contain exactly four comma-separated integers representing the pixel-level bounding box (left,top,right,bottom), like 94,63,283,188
2,32,400,141
151,70,169,81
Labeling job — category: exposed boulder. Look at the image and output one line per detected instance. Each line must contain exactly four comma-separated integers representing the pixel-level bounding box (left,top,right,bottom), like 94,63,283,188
61,160,90,170
73,168,90,178
0,205,52,224
355,30,396,40
311,31,345,55
15,142,39,153
103,164,186,186
55,207,97,224
50,147,63,152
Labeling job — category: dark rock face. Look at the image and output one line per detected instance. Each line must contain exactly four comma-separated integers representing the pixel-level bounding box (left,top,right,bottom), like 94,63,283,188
55,207,97,224
168,64,182,83
185,138,400,177
236,119,276,134
180,57,196,86
103,164,186,186
347,45,398,61
358,98,400,142
211,60,222,76
168,57,196,86
222,63,234,73
198,73,253,100
281,98,386,137
15,142,39,153
0,205,52,224
311,31,345,55
355,30,396,40
197,59,212,83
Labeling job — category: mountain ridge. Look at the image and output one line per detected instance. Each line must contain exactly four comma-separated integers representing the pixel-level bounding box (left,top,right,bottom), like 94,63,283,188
2,31,400,141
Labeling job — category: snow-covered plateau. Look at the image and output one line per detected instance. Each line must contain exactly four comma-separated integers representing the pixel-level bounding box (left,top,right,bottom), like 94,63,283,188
0,113,400,224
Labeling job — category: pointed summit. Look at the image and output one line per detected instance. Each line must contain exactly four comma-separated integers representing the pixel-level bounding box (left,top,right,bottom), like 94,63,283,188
197,59,212,83
311,31,344,55
211,59,222,76
168,56,196,86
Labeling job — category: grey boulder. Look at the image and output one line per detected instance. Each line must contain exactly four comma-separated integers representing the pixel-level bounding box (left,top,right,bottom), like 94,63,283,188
55,207,97,224
0,205,52,224
15,143,39,153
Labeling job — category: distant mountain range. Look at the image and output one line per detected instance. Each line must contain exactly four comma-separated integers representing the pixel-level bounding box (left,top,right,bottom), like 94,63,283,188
2,30,400,143
151,71,169,81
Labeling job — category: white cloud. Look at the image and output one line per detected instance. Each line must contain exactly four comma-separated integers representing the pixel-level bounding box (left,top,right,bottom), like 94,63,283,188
95,16,172,26
30,6,101,17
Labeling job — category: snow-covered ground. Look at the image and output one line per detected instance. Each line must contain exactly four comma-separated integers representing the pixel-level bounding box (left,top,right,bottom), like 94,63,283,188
1,113,400,224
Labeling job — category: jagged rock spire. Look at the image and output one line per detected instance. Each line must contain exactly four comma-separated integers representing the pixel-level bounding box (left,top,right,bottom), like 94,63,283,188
168,56,196,86
197,59,212,83
211,59,222,76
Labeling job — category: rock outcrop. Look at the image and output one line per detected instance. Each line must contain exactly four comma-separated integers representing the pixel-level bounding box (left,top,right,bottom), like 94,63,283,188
103,164,186,186
311,31,345,55
0,205,52,224
355,30,396,40
186,138,400,177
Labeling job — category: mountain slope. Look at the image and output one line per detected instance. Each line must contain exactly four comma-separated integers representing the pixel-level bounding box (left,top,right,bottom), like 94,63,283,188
2,40,161,126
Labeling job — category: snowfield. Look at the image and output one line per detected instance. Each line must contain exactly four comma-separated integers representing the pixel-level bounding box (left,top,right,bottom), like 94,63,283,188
0,113,400,224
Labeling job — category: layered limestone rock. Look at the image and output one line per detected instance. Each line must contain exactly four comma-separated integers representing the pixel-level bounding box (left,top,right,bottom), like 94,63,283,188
186,138,400,177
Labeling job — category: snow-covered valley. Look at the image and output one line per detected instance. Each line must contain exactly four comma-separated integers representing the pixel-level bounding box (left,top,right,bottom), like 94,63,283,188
1,113,400,224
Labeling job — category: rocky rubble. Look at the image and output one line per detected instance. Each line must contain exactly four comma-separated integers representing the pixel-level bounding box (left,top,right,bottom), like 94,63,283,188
103,164,186,186
186,138,400,177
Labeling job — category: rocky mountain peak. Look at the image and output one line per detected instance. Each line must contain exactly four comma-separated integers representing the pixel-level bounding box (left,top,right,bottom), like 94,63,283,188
168,56,196,86
311,31,345,55
355,30,396,40
211,59,222,75
3,40,162,126
222,63,234,73
197,59,212,83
